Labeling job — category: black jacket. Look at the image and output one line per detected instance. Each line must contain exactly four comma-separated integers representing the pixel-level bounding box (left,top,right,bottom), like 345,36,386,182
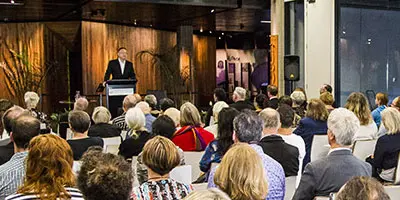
258,135,299,177
88,123,121,138
267,98,279,110
119,131,154,159
229,100,255,112
104,59,136,81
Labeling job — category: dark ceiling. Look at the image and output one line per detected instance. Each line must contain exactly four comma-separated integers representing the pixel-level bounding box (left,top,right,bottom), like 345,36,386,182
0,0,271,32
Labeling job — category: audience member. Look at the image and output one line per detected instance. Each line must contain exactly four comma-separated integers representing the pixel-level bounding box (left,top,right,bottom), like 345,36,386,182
78,147,133,200
6,134,83,200
277,105,306,181
319,84,333,94
163,107,180,128
208,112,285,200
214,144,268,200
0,106,25,165
266,85,279,109
74,97,89,111
278,95,292,107
345,92,378,140
291,90,307,118
293,108,372,200
0,99,13,139
88,106,121,138
134,93,142,102
184,188,231,200
67,110,103,160
113,94,137,130
200,108,240,174
136,101,156,132
159,98,175,113
293,98,329,167
131,136,193,200
136,115,185,184
229,87,255,111
367,107,400,182
390,96,400,112
254,94,268,113
320,92,335,113
172,102,214,151
205,88,228,126
258,108,299,177
24,91,46,121
335,176,390,200
119,107,154,159
0,115,40,199
205,101,229,137
144,94,160,117
372,92,388,128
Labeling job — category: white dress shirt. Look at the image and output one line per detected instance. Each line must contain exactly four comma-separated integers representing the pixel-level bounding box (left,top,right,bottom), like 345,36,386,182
118,58,126,75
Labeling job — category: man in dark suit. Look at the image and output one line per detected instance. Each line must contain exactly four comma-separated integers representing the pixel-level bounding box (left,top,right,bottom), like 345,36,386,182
229,87,255,112
266,85,279,109
293,108,372,200
103,47,136,82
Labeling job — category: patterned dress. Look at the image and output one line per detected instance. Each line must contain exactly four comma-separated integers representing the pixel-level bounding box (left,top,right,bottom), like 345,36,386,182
131,179,193,200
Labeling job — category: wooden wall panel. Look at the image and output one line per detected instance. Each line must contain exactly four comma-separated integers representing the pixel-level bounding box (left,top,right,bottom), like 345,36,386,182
270,35,279,87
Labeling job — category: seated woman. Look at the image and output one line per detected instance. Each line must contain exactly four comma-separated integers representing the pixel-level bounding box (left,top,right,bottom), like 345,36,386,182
335,176,390,200
204,101,229,137
291,90,307,118
24,91,49,133
320,92,335,113
131,136,193,200
184,188,231,200
119,107,154,159
67,110,104,160
345,92,378,140
367,107,400,182
77,147,133,200
293,98,329,167
88,106,121,138
136,115,185,184
213,143,268,200
199,107,240,174
6,134,84,200
172,102,215,151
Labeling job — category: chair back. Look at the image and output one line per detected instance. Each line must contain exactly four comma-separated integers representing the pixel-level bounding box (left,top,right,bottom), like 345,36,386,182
105,144,119,155
394,153,400,185
183,151,204,182
311,135,329,162
170,165,192,185
102,136,122,153
131,156,140,187
313,197,329,200
121,130,128,141
352,139,377,161
72,161,82,175
0,138,10,147
284,176,297,200
192,183,208,191
66,128,73,140
384,185,400,199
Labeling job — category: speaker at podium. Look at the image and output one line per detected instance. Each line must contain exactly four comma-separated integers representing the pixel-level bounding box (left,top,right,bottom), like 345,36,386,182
104,79,137,119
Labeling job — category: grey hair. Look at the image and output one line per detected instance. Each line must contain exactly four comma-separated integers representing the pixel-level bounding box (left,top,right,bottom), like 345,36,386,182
233,112,264,143
259,108,280,129
24,91,40,109
92,106,111,124
328,108,360,146
290,91,306,106
136,101,151,114
144,95,157,108
233,87,247,100
125,107,146,131
74,97,89,111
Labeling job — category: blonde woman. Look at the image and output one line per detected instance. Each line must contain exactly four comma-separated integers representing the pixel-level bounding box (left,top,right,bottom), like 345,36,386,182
88,106,121,138
184,189,231,200
293,99,329,167
345,92,378,140
367,107,400,182
320,92,335,113
119,107,154,159
214,143,268,200
172,102,214,151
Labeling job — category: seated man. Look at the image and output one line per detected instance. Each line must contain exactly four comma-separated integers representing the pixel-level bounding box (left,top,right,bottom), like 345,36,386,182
258,108,299,177
144,94,160,117
229,87,255,112
0,115,40,199
293,108,372,200
67,110,103,160
135,102,156,133
112,94,137,131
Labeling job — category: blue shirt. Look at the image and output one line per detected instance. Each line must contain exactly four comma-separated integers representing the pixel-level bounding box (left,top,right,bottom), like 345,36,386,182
145,114,156,133
372,105,387,128
199,140,223,173
0,152,28,199
207,144,285,200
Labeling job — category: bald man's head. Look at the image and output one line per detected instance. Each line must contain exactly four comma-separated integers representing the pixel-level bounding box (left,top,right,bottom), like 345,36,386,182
12,115,40,149
123,95,137,112
3,106,27,135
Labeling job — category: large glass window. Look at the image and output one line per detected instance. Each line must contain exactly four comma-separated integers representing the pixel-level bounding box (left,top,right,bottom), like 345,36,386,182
338,7,400,106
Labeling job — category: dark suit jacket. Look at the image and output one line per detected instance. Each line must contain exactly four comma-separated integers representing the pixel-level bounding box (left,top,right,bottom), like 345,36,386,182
293,117,328,168
0,142,14,165
104,59,136,81
267,97,279,109
258,135,299,177
293,149,372,200
88,123,121,138
229,100,255,112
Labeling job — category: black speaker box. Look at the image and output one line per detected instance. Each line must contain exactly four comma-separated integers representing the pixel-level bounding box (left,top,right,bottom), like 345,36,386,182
284,55,300,81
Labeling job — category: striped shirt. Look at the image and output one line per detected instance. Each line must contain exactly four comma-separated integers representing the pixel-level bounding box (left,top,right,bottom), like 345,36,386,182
0,152,28,200
5,187,84,200
112,113,129,131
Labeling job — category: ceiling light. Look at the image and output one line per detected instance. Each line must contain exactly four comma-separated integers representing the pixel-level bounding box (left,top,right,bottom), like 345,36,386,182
10,0,14,3
260,20,271,24
134,19,137,25
200,28,203,33
218,37,221,40
209,31,212,34
150,24,152,27
211,9,215,13
221,32,224,35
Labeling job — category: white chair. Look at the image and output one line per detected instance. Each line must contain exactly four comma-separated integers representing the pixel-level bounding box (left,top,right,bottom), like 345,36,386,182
170,165,192,185
311,135,329,162
352,139,377,161
314,197,329,200
131,156,140,187
66,128,73,140
72,161,82,175
105,144,119,155
0,138,10,146
284,176,297,200
394,153,400,185
183,151,204,182
192,183,208,191
121,130,128,141
102,136,122,153
384,185,400,199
